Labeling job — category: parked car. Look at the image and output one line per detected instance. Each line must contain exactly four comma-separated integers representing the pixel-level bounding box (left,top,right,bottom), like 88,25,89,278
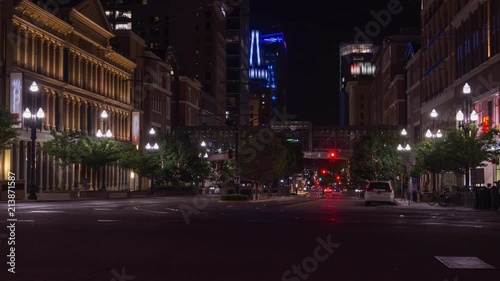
364,181,395,205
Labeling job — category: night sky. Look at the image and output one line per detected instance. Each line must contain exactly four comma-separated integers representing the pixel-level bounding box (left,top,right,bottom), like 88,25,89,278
250,0,421,125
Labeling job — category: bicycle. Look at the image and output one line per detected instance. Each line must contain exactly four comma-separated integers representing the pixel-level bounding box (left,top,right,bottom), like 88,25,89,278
423,189,461,206
423,191,441,206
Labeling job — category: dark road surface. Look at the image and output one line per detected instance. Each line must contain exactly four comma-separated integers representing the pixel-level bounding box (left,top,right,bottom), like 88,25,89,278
1,192,499,281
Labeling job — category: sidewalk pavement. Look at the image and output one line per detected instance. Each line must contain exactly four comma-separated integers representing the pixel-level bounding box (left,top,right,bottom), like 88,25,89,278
394,198,481,212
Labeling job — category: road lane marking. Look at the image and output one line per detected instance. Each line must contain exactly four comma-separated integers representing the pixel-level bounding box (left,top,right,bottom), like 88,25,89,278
283,200,321,208
94,208,114,211
435,256,495,269
18,220,35,222
29,210,65,213
133,206,169,214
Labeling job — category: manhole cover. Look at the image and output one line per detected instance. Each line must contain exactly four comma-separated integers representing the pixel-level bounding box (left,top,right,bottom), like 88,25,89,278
435,256,495,269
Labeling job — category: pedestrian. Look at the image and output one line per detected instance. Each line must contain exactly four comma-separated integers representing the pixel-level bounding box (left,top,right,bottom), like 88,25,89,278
82,178,89,198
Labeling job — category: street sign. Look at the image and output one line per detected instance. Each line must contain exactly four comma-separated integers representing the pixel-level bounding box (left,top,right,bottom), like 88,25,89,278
207,153,229,161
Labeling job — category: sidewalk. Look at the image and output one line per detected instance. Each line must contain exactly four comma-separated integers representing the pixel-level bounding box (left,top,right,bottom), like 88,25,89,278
394,198,482,212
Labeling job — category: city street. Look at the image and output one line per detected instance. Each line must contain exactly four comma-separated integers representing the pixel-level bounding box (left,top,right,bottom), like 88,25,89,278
1,193,500,281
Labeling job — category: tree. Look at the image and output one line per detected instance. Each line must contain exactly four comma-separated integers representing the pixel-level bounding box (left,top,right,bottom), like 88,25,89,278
0,106,20,151
159,132,209,185
78,137,125,190
119,145,162,190
43,130,82,167
240,136,287,191
349,132,403,184
439,126,500,187
282,142,304,179
211,160,235,186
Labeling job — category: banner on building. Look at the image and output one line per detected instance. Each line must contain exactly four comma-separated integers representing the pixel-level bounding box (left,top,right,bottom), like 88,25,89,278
132,111,140,145
10,73,23,128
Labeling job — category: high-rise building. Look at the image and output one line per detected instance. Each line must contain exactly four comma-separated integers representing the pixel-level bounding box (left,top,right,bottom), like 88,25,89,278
261,32,288,115
168,0,227,120
225,0,250,127
248,29,288,124
102,0,227,123
339,43,376,125
406,0,500,186
368,29,419,126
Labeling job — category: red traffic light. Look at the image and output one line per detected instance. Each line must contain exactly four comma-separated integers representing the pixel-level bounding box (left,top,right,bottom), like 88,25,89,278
329,151,335,157
336,176,340,180
321,169,327,174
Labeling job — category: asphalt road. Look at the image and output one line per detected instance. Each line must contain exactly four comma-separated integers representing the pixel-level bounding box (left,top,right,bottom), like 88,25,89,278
1,192,499,281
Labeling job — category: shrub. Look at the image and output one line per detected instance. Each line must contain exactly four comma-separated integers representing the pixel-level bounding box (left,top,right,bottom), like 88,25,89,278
220,194,249,201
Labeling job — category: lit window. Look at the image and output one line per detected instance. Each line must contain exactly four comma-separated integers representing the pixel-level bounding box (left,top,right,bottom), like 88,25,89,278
142,0,147,4
115,11,132,19
115,23,132,30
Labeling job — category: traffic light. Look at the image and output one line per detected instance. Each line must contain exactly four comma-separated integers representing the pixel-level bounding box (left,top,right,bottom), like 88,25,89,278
321,169,327,175
336,176,340,180
329,151,335,158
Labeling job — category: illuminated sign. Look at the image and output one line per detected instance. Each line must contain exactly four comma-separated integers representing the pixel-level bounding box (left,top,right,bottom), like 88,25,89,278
350,62,376,76
482,116,489,133
10,73,23,128
131,111,140,145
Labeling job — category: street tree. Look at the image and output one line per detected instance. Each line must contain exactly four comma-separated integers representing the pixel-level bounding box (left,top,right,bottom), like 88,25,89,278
212,160,236,186
159,132,209,186
349,132,403,184
78,137,125,190
240,136,287,191
119,145,162,190
43,130,82,166
0,106,20,151
439,125,500,187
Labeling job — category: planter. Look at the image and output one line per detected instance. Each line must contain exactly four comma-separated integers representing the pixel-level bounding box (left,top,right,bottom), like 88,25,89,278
84,191,109,199
127,191,150,198
107,191,128,199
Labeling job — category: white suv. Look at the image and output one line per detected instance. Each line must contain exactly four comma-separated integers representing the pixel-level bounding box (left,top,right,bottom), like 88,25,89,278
364,181,395,205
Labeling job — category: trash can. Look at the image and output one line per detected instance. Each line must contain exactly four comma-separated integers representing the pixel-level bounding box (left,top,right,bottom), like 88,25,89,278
491,187,499,211
473,188,479,209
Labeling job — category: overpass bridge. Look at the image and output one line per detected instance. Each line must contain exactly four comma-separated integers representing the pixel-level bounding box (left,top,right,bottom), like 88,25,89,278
303,150,352,160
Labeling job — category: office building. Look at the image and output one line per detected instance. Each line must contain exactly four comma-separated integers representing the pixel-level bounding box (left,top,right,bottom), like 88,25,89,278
339,43,376,126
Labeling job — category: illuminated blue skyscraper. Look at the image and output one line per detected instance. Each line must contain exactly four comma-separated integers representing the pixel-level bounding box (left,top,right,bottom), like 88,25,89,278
249,30,288,115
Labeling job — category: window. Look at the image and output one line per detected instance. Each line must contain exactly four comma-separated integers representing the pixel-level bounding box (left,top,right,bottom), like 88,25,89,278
115,23,132,30
142,0,147,4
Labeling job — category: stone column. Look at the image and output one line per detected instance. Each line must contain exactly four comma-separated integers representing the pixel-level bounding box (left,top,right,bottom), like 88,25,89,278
15,26,21,65
57,45,63,80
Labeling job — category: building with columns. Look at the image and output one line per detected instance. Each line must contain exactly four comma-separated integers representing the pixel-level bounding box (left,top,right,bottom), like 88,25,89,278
0,0,136,193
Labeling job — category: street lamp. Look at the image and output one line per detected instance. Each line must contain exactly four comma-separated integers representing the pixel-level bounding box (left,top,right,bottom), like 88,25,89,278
97,110,112,190
426,109,442,139
397,128,412,201
463,83,471,124
146,128,159,193
23,81,44,200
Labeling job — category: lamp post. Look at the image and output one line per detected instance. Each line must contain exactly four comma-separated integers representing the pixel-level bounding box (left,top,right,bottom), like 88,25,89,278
457,83,479,187
397,128,412,201
23,81,44,200
425,109,443,139
145,128,159,193
96,109,111,190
